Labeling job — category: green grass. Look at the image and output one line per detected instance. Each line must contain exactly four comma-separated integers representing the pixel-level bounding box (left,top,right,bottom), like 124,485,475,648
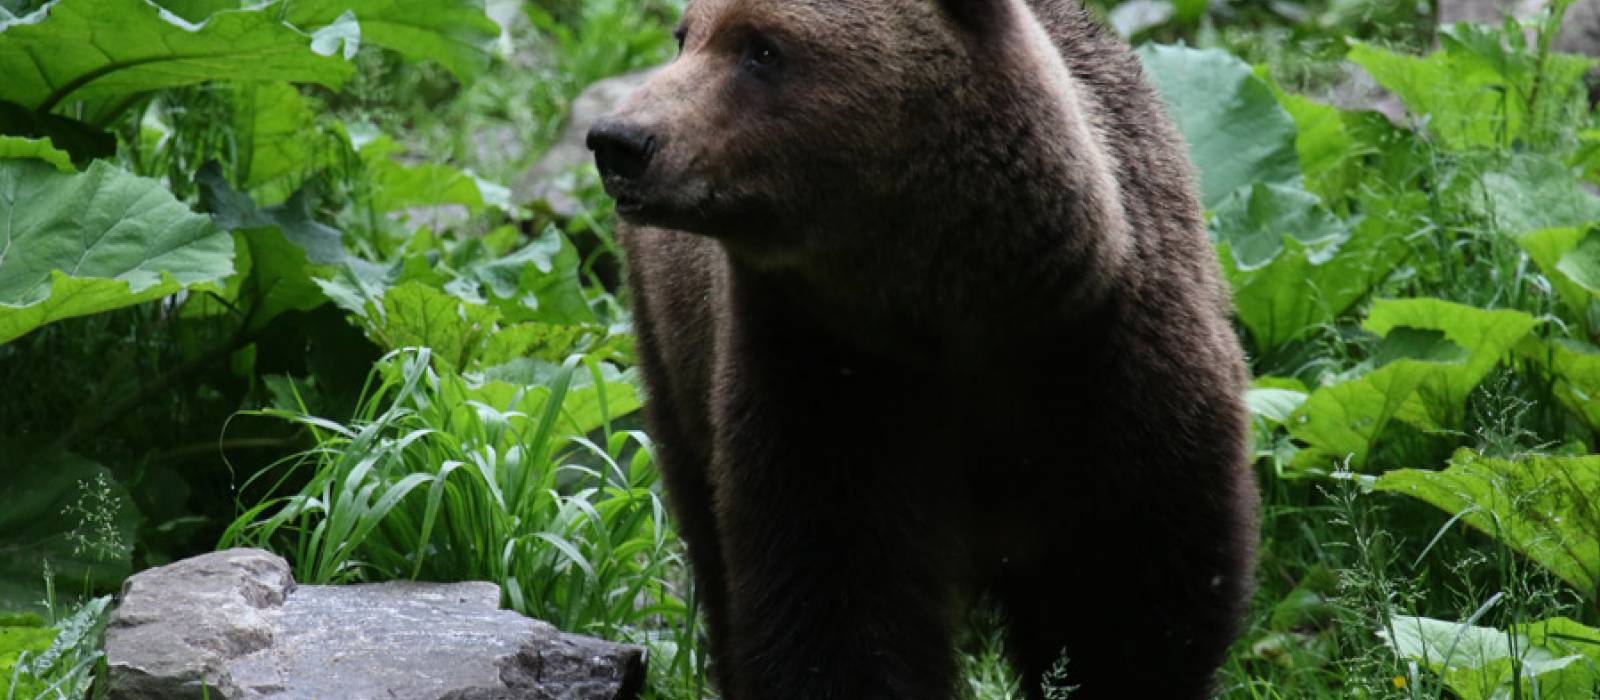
0,596,111,700
218,348,704,697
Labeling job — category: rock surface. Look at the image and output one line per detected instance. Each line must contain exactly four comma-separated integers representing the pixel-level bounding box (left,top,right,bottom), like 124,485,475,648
105,549,645,700
1559,1,1600,56
1439,0,1552,24
513,69,657,217
1326,1,1600,123
1438,0,1600,55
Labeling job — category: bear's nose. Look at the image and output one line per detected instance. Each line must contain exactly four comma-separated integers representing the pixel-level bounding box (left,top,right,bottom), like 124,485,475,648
587,121,657,181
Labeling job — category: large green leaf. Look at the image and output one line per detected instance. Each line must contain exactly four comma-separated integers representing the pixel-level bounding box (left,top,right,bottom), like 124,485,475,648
1516,226,1600,325
1136,44,1301,208
193,162,389,332
1477,154,1600,236
200,163,351,268
1270,88,1358,205
342,268,607,372
1384,615,1600,700
0,0,352,124
481,358,643,439
1523,337,1600,432
359,281,501,370
1245,383,1308,426
151,0,239,23
1218,191,1417,353
232,82,343,203
1363,299,1539,430
284,0,499,80
479,321,631,366
1211,181,1346,269
1290,301,1536,470
1376,450,1600,593
354,130,501,214
1288,360,1433,471
0,159,234,344
0,619,55,699
231,227,329,332
0,136,71,172
1107,1,1173,37
0,447,137,615
449,226,595,326
0,99,115,166
0,640,55,696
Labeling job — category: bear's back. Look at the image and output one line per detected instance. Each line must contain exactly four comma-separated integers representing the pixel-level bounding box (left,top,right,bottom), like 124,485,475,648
1028,0,1239,357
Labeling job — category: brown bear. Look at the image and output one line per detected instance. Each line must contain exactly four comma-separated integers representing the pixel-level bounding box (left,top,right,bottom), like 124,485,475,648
586,0,1258,698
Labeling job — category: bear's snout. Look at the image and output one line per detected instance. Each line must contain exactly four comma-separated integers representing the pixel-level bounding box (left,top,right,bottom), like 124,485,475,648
587,120,658,184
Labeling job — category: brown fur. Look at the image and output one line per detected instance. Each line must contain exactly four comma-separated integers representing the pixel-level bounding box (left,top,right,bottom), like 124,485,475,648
590,1,1257,697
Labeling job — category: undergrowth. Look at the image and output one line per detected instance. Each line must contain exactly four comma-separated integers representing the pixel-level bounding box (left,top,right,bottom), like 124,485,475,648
3,1,1600,699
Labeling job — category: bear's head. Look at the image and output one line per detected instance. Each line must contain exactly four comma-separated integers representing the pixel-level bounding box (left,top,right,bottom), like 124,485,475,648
587,0,1106,270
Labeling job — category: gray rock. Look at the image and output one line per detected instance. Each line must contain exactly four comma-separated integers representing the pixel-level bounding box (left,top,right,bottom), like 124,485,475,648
513,69,657,217
1331,1,1600,124
1438,0,1547,25
1438,0,1600,55
106,549,645,700
1317,62,1407,124
1562,1,1600,56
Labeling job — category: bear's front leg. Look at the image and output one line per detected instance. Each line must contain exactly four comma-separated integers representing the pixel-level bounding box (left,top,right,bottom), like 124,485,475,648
704,332,967,698
710,433,966,700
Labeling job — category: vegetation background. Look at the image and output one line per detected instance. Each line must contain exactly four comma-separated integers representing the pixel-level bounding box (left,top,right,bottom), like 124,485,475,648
1,0,1599,698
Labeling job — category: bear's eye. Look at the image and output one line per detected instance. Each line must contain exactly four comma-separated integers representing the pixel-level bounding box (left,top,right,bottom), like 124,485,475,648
743,35,782,72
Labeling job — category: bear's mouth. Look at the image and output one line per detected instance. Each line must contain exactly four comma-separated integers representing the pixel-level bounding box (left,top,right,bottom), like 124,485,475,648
605,181,769,239
614,195,646,216
611,193,701,232
610,191,677,226
599,179,658,220
603,179,707,230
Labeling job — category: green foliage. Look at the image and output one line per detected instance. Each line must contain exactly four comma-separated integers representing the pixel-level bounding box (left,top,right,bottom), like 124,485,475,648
193,163,370,335
354,282,503,369
7,2,1600,699
1526,337,1600,432
1363,300,1541,430
229,82,343,200
317,223,615,370
0,449,135,614
1137,44,1301,208
0,597,109,699
1135,9,1600,698
1516,226,1600,336
1384,613,1600,700
0,0,353,125
450,225,594,325
0,617,54,697
1212,182,1347,269
1213,186,1415,353
1375,450,1599,593
1286,300,1538,470
0,159,234,343
1475,153,1600,235
281,0,500,80
525,0,678,93
1270,86,1360,204
0,136,71,172
353,128,507,215
221,349,669,638
1350,24,1595,150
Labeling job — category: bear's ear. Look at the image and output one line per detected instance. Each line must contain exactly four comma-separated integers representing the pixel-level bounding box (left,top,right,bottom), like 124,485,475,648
936,0,1007,34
